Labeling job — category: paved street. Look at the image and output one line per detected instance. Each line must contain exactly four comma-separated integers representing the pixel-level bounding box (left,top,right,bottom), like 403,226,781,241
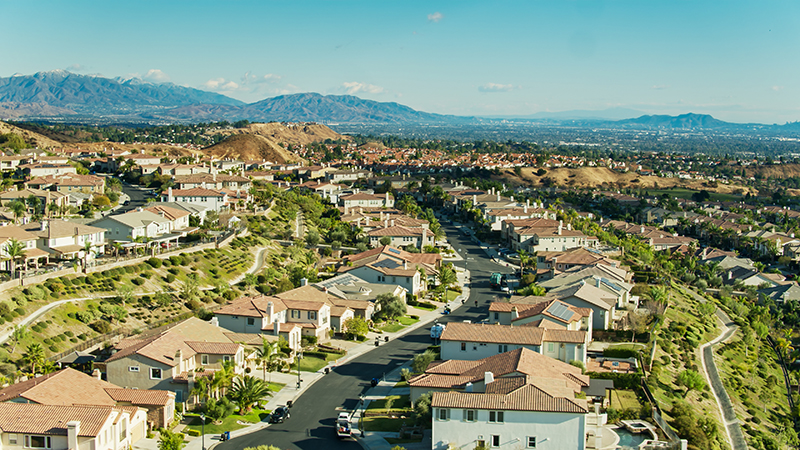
215,223,513,450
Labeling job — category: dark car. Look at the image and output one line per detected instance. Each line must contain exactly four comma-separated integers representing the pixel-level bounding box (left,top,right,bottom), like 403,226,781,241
269,406,290,424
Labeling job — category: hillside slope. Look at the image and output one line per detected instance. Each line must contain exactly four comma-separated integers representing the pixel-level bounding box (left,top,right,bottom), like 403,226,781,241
0,121,63,148
204,134,302,163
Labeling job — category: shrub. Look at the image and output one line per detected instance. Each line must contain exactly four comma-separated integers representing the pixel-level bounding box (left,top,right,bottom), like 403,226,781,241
168,267,180,275
14,307,25,316
146,257,162,268
49,345,59,352
165,274,176,283
90,321,113,334
132,278,145,286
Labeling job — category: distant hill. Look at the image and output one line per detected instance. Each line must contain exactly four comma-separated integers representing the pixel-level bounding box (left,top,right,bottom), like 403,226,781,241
0,120,63,148
0,71,475,124
616,113,733,129
0,71,243,118
202,122,347,162
491,107,646,121
204,134,303,163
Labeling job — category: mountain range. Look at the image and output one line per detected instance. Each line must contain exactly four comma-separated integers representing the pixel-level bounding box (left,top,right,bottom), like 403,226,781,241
0,71,796,133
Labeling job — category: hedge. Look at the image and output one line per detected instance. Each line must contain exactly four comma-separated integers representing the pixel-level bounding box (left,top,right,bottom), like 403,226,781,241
585,372,643,390
603,348,640,359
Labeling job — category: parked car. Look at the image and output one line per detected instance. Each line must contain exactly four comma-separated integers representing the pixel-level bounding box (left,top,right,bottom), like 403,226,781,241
269,406,290,424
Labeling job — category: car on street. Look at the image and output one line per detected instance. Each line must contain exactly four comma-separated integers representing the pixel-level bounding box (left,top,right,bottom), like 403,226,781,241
268,406,290,424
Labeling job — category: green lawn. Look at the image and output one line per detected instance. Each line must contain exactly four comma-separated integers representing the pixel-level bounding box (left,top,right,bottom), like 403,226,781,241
445,291,460,301
398,316,419,326
298,353,338,372
413,303,437,311
266,382,285,392
185,409,270,435
367,395,411,412
610,389,642,411
362,416,407,432
380,322,404,333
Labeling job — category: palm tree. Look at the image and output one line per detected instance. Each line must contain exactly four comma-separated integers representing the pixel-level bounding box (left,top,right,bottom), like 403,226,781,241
254,339,281,382
112,242,123,261
23,343,44,374
190,375,212,404
4,238,27,279
9,201,25,224
82,241,95,272
518,249,530,276
230,375,271,413
437,266,457,302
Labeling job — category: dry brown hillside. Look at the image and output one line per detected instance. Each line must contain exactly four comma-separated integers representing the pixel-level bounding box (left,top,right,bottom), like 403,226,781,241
508,167,756,195
0,121,62,148
747,164,800,179
204,134,303,163
211,122,348,146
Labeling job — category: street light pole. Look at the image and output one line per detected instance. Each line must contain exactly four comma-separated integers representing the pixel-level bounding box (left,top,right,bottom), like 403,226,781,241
359,394,365,437
200,413,205,450
296,351,302,389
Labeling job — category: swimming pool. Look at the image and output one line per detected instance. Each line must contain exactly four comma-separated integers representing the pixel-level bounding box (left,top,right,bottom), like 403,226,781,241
615,428,650,449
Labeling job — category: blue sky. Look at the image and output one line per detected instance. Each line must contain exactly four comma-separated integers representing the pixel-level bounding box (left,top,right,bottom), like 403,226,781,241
2,0,798,124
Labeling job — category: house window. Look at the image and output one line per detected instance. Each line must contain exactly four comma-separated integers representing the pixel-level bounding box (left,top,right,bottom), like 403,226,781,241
150,368,162,380
437,408,449,421
527,436,537,448
291,310,300,319
9,434,17,445
463,409,477,422
129,366,140,372
308,311,317,320
489,411,504,423
119,419,127,442
323,315,328,324
477,441,486,448
247,318,255,326
491,435,500,447
494,312,499,321
461,342,466,351
24,436,51,449
223,355,231,363
547,342,554,353
498,344,508,353
201,355,209,365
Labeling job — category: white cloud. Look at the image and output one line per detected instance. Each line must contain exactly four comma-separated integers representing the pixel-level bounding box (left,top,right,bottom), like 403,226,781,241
478,83,518,93
66,64,86,72
651,84,670,90
341,82,384,95
772,85,784,92
143,69,170,82
203,78,238,90
241,72,283,85
428,12,443,22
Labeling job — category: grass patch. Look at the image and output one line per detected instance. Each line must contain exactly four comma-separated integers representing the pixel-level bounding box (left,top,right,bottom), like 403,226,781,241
297,353,337,372
444,291,459,302
394,381,408,388
385,437,423,445
398,316,419,326
266,382,285,392
362,416,407,432
380,322,404,333
412,303,437,311
610,389,642,411
184,409,270,435
367,395,411,412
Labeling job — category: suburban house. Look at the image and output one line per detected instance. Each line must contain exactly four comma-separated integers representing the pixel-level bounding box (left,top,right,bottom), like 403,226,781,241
154,201,210,224
0,368,175,429
172,174,251,191
25,174,105,194
91,210,175,243
314,272,406,314
0,403,147,450
539,266,636,310
297,180,344,204
367,225,434,250
439,322,588,365
339,246,441,296
339,192,394,209
488,298,593,341
500,217,560,248
20,220,106,262
326,168,373,183
420,348,589,450
213,296,305,351
162,187,229,212
0,225,51,273
18,164,77,178
0,188,69,211
143,205,192,233
547,282,619,330
104,318,245,403
537,247,622,272
521,225,598,253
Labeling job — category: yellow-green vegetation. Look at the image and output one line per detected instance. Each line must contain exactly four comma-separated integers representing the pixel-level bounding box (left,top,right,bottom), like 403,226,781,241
184,409,270,435
297,352,338,372
610,390,642,411
646,285,727,450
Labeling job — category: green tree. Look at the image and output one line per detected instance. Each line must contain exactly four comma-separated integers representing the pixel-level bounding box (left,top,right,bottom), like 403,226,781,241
412,350,437,373
157,429,185,450
9,201,25,224
676,369,705,398
304,230,320,247
4,238,27,279
413,392,432,425
343,316,368,340
437,265,457,301
230,375,272,413
379,236,392,246
255,339,282,382
203,397,236,423
23,343,45,374
375,293,407,321
10,325,28,354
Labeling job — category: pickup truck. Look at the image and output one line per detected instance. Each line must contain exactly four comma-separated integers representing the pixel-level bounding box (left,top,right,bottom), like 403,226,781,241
336,412,352,438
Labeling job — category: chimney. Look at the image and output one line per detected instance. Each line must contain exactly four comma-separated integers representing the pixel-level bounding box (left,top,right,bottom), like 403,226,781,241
385,192,390,205
496,193,500,202
567,222,572,231
175,349,183,370
300,278,308,287
558,220,563,235
92,368,102,381
484,371,494,385
40,220,48,231
384,219,389,229
595,276,601,288
366,216,371,226
357,218,362,227
266,302,274,321
640,225,645,234
391,219,395,227
67,421,80,450
524,204,528,214
344,205,349,215
404,260,408,270
273,319,280,336
472,194,477,204
511,306,519,320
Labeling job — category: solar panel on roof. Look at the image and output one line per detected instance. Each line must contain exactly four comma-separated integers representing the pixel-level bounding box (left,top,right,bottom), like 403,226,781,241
388,248,401,255
548,302,574,322
600,277,622,292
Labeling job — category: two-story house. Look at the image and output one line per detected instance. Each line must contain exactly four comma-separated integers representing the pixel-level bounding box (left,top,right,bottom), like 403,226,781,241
91,210,174,242
367,225,434,250
0,367,174,430
21,220,106,262
162,187,228,212
0,403,147,450
104,318,245,403
143,205,192,234
439,321,588,366
339,245,440,296
339,192,394,209
0,225,51,273
488,298,593,340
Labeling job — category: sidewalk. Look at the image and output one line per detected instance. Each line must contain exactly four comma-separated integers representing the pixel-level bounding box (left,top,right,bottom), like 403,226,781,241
134,267,471,450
